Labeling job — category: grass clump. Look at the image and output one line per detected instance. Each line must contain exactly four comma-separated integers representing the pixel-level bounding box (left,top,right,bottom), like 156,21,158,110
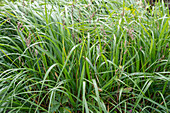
0,0,170,112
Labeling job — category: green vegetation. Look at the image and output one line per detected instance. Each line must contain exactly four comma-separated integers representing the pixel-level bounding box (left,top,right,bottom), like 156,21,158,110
0,0,169,112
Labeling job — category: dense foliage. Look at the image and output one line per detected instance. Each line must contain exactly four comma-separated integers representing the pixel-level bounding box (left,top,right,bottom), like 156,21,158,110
0,0,170,112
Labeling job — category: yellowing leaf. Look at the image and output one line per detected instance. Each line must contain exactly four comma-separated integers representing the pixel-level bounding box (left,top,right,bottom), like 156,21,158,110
124,7,130,11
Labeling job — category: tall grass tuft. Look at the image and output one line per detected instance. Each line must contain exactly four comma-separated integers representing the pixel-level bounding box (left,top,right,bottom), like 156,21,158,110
0,0,170,112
